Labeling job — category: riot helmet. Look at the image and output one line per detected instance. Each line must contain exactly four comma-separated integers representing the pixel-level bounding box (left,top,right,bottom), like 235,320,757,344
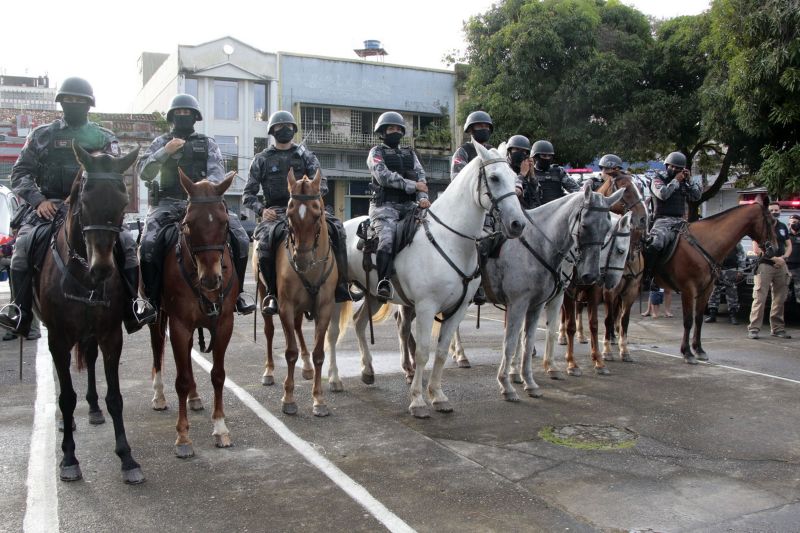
55,77,95,106
167,94,203,122
506,135,531,171
598,153,623,170
267,111,298,135
374,111,406,136
463,111,493,133
664,151,687,169
532,140,555,171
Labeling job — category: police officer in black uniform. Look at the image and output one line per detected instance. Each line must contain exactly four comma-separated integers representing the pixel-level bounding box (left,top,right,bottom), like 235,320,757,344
244,110,356,316
450,111,494,180
136,94,255,316
532,140,580,204
0,77,156,336
506,135,538,209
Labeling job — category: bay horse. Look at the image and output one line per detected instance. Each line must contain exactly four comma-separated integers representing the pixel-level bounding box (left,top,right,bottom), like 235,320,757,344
270,168,337,417
149,169,236,458
36,143,144,483
650,200,775,363
327,142,527,417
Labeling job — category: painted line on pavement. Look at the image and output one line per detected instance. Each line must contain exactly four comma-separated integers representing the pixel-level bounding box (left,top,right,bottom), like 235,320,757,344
190,349,416,533
637,346,800,385
23,332,59,533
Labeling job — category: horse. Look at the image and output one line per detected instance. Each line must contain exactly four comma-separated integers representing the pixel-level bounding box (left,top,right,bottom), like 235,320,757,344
326,142,527,417
649,200,776,363
558,171,647,373
35,143,144,484
268,169,337,416
149,169,237,458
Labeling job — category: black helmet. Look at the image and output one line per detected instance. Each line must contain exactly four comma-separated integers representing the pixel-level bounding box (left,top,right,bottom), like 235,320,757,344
167,94,203,122
507,135,531,152
55,77,95,106
664,151,687,168
374,111,406,135
532,140,555,157
267,110,297,135
598,153,623,169
464,110,493,133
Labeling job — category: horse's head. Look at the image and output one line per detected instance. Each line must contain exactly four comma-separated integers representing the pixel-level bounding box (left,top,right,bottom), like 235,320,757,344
754,196,779,257
179,169,234,291
597,172,649,232
473,141,526,238
600,212,632,290
286,168,325,264
573,184,625,285
72,142,138,284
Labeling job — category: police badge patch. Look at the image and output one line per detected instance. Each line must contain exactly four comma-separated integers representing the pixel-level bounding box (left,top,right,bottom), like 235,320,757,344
110,143,120,156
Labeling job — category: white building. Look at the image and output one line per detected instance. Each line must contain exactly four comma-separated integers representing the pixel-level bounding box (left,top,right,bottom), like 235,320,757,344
0,75,56,111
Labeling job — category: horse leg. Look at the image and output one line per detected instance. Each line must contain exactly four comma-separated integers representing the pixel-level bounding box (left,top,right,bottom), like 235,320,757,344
211,317,233,448
187,359,204,412
51,337,81,481
543,293,566,379
262,314,275,386
576,300,588,344
98,331,145,484
557,304,567,345
619,291,635,362
450,327,470,368
408,306,434,418
150,314,169,410
588,289,609,375
497,300,525,402
563,297,580,377
296,315,313,381
84,339,106,425
429,309,467,413
396,306,416,385
278,305,300,415
692,287,711,361
522,305,543,397
602,294,615,361
325,302,344,392
353,294,376,384
169,322,195,458
679,291,698,365
509,331,524,384
311,303,333,417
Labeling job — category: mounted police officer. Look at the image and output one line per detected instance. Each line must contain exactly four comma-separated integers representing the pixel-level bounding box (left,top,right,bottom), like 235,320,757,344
0,77,156,337
244,110,356,316
531,140,580,204
136,93,255,316
644,152,702,258
705,242,745,324
507,135,538,209
368,111,429,302
597,153,624,190
450,110,493,180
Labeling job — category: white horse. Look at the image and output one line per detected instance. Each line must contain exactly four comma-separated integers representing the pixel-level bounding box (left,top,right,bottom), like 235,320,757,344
326,142,527,418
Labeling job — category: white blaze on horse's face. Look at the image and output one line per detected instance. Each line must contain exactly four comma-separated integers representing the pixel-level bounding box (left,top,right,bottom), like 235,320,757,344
473,142,527,239
298,204,307,221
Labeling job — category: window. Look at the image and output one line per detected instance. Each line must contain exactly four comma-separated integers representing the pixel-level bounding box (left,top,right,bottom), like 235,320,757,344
214,80,238,120
301,106,330,132
253,137,267,154
351,110,381,136
185,78,198,99
215,135,239,173
316,152,336,169
346,181,372,219
254,83,267,121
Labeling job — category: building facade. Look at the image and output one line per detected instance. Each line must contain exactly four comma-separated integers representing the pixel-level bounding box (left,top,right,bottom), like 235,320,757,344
0,75,56,111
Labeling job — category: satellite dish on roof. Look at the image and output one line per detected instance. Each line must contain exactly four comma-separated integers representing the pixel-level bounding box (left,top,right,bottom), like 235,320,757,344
223,44,235,56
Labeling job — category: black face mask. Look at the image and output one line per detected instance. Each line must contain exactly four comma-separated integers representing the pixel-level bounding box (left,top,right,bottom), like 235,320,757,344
383,132,403,148
509,151,527,172
172,115,196,137
274,128,295,144
666,167,679,180
790,222,799,232
535,158,551,171
61,103,89,126
472,129,491,144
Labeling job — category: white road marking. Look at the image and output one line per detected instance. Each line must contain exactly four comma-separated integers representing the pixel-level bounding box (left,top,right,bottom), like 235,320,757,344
190,349,416,533
23,332,59,533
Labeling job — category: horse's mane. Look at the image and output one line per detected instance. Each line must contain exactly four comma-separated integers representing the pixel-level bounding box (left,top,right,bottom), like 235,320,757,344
691,203,751,224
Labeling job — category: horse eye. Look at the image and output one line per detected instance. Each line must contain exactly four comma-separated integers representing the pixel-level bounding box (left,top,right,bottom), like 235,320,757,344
490,174,500,183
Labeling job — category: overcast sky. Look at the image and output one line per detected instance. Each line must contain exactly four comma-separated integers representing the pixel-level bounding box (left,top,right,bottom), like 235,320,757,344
3,0,710,112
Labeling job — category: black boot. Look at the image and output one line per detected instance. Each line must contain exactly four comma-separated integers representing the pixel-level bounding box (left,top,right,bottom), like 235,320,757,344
472,286,487,306
375,250,394,303
233,255,256,315
0,269,33,337
122,267,157,334
729,310,739,325
258,254,278,316
704,308,717,323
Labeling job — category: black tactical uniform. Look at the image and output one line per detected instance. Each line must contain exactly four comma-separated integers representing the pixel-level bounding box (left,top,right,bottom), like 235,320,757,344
531,140,580,204
647,152,702,254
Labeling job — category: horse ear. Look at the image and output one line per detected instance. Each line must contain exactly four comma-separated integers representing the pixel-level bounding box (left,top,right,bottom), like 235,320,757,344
287,167,297,193
496,141,507,158
605,187,625,208
116,146,140,174
621,211,632,229
72,140,92,169
179,167,195,196
310,169,322,193
583,181,592,200
215,171,235,196
473,139,491,160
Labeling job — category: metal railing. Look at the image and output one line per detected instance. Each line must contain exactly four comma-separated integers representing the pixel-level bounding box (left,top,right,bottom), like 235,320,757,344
302,130,412,148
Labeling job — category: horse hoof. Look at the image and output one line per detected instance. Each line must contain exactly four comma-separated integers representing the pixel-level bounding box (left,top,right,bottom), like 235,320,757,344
684,356,698,365
58,419,77,432
526,387,544,398
433,401,453,413
595,367,611,376
696,352,709,362
175,444,195,458
261,375,275,386
329,381,344,393
313,405,330,417
557,337,567,346
621,354,634,363
188,398,204,411
88,409,105,425
361,372,375,385
122,467,146,485
602,354,614,362
301,368,314,381
59,464,82,482
151,400,168,411
502,391,521,402
215,434,233,448
409,405,430,419
548,370,565,380
567,367,582,377
405,374,414,385
579,338,588,345
282,402,298,415
457,359,471,369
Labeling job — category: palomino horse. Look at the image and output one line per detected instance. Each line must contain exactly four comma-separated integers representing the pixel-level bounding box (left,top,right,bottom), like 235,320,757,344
650,201,775,364
150,169,237,458
270,169,337,416
35,144,144,483
481,185,625,400
326,142,527,417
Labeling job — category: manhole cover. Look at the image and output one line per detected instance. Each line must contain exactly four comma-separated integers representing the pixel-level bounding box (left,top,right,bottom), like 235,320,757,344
539,424,638,450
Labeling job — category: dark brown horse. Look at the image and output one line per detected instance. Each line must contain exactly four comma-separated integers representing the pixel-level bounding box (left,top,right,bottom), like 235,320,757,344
651,200,775,363
36,144,144,483
149,169,237,458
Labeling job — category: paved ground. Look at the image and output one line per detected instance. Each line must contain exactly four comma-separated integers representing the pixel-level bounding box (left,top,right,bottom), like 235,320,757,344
1,281,799,533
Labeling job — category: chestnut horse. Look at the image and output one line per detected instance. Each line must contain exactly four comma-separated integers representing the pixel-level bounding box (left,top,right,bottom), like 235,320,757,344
651,200,775,363
149,169,237,458
36,144,144,483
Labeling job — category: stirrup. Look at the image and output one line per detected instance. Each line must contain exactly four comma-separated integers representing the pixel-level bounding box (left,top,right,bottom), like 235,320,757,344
348,284,365,302
236,293,257,315
131,298,157,325
376,279,394,302
261,294,278,316
0,303,23,333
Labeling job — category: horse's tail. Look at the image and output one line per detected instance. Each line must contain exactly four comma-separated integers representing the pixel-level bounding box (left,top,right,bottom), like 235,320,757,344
372,302,393,323
73,339,92,372
337,301,354,342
